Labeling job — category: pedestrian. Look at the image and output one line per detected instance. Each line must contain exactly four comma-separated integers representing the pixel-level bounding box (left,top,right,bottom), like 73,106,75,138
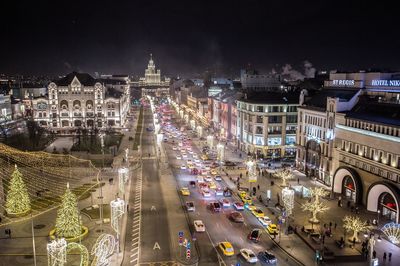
347,201,351,208
323,223,327,228
127,204,129,213
297,177,300,184
257,184,260,190
329,221,332,228
389,252,392,261
373,250,376,259
322,235,325,244
334,222,337,230
352,237,356,248
350,206,354,212
383,252,387,260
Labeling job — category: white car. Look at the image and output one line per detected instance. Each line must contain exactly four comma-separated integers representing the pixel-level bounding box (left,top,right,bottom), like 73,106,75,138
258,216,272,227
180,165,187,170
214,175,222,181
194,220,205,232
182,154,188,159
176,155,182,160
204,176,212,182
193,154,198,159
194,158,200,163
215,188,223,196
188,150,194,154
172,146,178,151
240,248,258,263
233,202,245,211
202,188,211,197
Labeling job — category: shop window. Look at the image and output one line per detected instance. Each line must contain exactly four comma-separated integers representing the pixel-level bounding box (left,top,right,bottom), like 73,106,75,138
268,137,282,146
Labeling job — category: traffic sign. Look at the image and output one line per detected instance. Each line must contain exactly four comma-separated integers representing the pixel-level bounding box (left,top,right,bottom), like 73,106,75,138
186,249,191,259
178,231,184,237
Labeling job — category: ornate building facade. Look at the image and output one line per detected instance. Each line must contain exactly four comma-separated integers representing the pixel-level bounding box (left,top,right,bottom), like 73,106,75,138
132,54,170,96
32,72,130,132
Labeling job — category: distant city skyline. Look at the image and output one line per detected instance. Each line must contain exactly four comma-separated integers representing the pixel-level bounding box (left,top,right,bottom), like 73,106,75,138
1,0,399,77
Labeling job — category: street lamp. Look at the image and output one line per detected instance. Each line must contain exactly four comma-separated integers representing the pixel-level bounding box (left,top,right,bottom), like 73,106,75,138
110,198,125,258
377,210,381,225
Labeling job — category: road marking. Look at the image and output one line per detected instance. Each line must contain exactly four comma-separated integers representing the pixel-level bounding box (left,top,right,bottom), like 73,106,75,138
153,242,161,250
151,205,157,211
130,161,143,265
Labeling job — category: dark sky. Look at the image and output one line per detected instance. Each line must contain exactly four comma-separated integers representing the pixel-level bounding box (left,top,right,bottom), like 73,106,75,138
1,0,399,77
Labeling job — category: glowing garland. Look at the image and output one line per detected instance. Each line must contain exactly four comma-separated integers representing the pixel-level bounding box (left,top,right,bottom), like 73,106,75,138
47,238,67,266
382,222,400,244
343,215,369,242
110,198,125,235
282,188,294,216
91,234,116,266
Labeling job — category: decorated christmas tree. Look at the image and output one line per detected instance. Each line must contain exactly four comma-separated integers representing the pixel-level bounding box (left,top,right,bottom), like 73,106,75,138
5,165,31,215
55,183,82,238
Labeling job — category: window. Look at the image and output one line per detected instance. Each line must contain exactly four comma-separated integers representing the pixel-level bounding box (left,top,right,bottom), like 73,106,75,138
268,116,282,123
286,136,296,145
286,115,297,123
256,116,263,123
287,106,297,112
257,106,264,112
256,126,263,134
268,137,282,146
268,126,282,134
254,136,264,145
286,125,296,134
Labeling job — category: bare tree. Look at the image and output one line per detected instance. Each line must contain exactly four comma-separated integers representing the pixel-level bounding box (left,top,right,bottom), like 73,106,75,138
343,216,369,242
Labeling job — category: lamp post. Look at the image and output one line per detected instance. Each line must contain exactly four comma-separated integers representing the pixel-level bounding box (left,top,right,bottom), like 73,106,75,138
377,210,381,225
110,197,125,260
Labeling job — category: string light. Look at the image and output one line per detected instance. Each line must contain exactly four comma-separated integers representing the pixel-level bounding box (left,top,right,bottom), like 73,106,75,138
382,222,400,244
282,188,294,216
5,165,31,216
343,216,369,242
47,238,67,266
91,234,116,266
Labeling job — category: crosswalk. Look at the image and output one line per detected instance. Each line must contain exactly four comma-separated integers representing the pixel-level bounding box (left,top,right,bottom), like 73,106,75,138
139,261,178,266
130,171,143,265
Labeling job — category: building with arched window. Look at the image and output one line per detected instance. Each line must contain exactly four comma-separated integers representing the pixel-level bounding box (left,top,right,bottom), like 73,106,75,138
32,72,130,133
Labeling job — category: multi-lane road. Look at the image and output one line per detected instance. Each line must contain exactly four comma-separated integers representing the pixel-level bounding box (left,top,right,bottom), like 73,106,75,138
123,104,302,265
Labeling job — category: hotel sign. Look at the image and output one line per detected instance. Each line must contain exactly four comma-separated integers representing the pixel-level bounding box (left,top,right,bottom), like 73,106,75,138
371,80,400,87
332,80,355,86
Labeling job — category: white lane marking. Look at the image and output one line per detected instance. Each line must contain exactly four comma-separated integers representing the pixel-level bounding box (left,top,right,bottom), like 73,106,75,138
151,205,157,211
153,242,161,250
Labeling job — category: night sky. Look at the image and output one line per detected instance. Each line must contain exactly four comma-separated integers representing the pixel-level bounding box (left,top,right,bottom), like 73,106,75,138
1,0,399,77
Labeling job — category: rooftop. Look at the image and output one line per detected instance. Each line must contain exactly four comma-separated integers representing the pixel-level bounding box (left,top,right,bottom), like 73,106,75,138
305,87,359,109
238,91,299,104
55,72,97,86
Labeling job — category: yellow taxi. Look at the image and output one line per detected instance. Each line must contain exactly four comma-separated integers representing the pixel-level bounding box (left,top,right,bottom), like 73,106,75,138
208,181,217,190
238,190,247,198
246,204,257,211
180,187,190,196
201,154,209,161
210,169,218,175
218,241,234,256
188,163,195,169
241,195,253,205
251,208,265,218
267,223,279,235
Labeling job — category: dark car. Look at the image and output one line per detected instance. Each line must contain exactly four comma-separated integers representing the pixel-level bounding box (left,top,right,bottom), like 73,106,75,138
258,251,277,264
229,211,244,223
189,180,196,188
224,161,237,166
210,202,221,213
186,201,195,212
248,229,262,243
223,188,232,197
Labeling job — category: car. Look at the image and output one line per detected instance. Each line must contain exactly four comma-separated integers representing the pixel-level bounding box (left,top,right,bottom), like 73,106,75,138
208,181,217,189
189,180,196,188
193,154,198,159
186,201,195,211
181,187,190,196
248,229,262,243
180,165,187,170
204,176,212,182
238,190,247,198
240,248,258,263
194,158,200,163
267,224,279,235
233,202,244,211
209,202,221,212
214,175,222,181
258,251,277,264
223,187,232,197
215,187,224,196
251,208,265,218
182,154,188,159
218,242,234,256
172,146,178,150
220,198,231,208
188,150,194,154
188,164,195,169
201,188,211,197
176,155,182,160
241,195,253,205
194,220,205,232
245,204,257,211
224,161,237,166
210,169,218,175
163,138,168,142
258,216,272,227
229,211,244,223
196,175,205,183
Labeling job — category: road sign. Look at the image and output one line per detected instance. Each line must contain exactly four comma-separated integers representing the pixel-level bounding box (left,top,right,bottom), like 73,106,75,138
178,231,184,237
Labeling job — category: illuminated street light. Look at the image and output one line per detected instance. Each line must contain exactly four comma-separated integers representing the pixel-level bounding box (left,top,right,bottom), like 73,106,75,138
246,159,257,183
118,167,129,197
282,188,294,216
207,135,214,149
110,198,125,256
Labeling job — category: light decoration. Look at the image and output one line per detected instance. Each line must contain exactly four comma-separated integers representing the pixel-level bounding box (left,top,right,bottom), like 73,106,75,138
274,169,294,187
47,238,67,266
55,183,83,239
246,159,257,183
66,242,89,266
118,168,129,195
110,198,125,235
90,234,116,266
5,164,31,216
382,222,400,244
0,143,100,227
216,143,225,163
301,200,330,223
207,135,214,149
282,188,295,216
343,215,370,242
309,187,330,204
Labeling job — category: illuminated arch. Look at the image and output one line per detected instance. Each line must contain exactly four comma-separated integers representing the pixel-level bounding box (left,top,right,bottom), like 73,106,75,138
333,166,363,204
367,181,400,223
67,242,89,266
